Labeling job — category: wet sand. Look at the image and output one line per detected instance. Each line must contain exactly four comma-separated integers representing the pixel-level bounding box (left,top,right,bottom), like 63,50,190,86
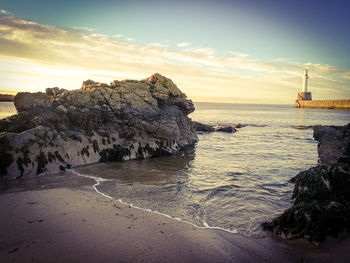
0,173,349,263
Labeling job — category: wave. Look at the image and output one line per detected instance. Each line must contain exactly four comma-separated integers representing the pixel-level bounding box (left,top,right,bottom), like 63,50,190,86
69,169,239,235
290,125,313,130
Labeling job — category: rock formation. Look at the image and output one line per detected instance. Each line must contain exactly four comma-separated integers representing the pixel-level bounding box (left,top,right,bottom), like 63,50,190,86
262,124,350,243
0,74,198,179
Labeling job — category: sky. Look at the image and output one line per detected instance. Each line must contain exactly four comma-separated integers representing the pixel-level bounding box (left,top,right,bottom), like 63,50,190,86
0,0,349,103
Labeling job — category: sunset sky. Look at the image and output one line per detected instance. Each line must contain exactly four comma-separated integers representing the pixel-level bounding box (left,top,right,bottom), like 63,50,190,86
0,0,349,103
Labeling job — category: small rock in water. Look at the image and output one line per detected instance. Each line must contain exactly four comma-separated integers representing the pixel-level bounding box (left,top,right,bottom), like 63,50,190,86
193,121,215,132
231,124,243,129
215,126,237,133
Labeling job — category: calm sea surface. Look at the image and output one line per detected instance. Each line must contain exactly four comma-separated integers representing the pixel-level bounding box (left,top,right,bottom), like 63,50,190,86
0,102,16,119
1,102,350,237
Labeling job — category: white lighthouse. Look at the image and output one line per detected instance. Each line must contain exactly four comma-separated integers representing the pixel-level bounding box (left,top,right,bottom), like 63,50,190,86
302,69,309,92
296,69,312,101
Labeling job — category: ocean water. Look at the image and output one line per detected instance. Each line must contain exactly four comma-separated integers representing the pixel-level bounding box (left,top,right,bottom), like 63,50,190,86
75,103,350,237
0,102,16,119
1,102,350,237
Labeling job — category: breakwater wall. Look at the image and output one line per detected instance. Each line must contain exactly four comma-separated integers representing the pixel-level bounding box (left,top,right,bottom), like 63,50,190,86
294,99,350,110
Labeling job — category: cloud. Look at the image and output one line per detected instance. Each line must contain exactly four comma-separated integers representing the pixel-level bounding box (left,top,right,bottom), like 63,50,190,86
229,51,249,58
176,42,191,47
187,48,215,56
0,9,10,15
0,15,349,102
147,43,168,48
73,26,94,32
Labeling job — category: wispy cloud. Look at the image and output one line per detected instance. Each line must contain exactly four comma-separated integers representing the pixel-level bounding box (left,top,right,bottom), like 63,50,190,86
176,42,191,47
0,9,10,15
73,26,94,32
147,42,168,48
229,51,249,58
0,15,349,102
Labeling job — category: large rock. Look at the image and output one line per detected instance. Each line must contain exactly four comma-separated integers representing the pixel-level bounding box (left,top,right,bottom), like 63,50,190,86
262,123,350,243
0,74,198,179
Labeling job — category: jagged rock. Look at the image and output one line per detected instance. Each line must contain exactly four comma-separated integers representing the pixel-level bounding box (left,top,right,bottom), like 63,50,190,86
0,73,198,178
46,87,67,97
262,123,350,243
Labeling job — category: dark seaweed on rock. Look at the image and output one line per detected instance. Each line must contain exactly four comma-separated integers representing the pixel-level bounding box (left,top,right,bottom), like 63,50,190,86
262,124,350,243
0,74,198,178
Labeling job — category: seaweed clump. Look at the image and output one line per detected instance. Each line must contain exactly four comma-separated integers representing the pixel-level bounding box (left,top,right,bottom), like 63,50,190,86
0,137,14,177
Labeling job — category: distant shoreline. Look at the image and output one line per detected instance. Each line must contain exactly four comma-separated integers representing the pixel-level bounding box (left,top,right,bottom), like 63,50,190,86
0,94,14,102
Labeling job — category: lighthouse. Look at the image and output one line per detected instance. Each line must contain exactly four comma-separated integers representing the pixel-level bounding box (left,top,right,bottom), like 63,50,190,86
303,69,309,92
296,69,312,101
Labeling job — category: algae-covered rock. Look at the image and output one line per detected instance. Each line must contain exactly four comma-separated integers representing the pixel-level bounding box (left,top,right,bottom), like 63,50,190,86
263,123,350,243
0,73,198,178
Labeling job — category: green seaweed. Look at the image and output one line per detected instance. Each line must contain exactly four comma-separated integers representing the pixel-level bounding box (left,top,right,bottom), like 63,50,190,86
36,151,48,175
92,140,100,153
69,133,82,142
48,152,56,163
16,144,31,178
99,144,130,162
80,146,90,157
0,137,14,177
54,151,65,162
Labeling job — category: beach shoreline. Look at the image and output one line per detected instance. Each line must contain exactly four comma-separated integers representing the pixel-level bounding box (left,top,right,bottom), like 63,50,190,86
1,173,350,262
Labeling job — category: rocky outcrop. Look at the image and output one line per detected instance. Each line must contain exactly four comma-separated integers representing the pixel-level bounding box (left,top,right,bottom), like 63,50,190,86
262,124,350,243
0,73,198,179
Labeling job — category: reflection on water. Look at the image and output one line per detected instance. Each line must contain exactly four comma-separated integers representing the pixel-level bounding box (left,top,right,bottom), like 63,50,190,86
77,149,194,185
0,102,16,119
297,108,306,127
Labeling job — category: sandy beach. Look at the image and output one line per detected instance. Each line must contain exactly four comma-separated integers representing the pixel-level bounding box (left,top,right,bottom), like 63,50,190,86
0,173,349,263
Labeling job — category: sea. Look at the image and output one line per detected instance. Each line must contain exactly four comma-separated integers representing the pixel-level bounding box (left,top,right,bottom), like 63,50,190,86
1,102,350,237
